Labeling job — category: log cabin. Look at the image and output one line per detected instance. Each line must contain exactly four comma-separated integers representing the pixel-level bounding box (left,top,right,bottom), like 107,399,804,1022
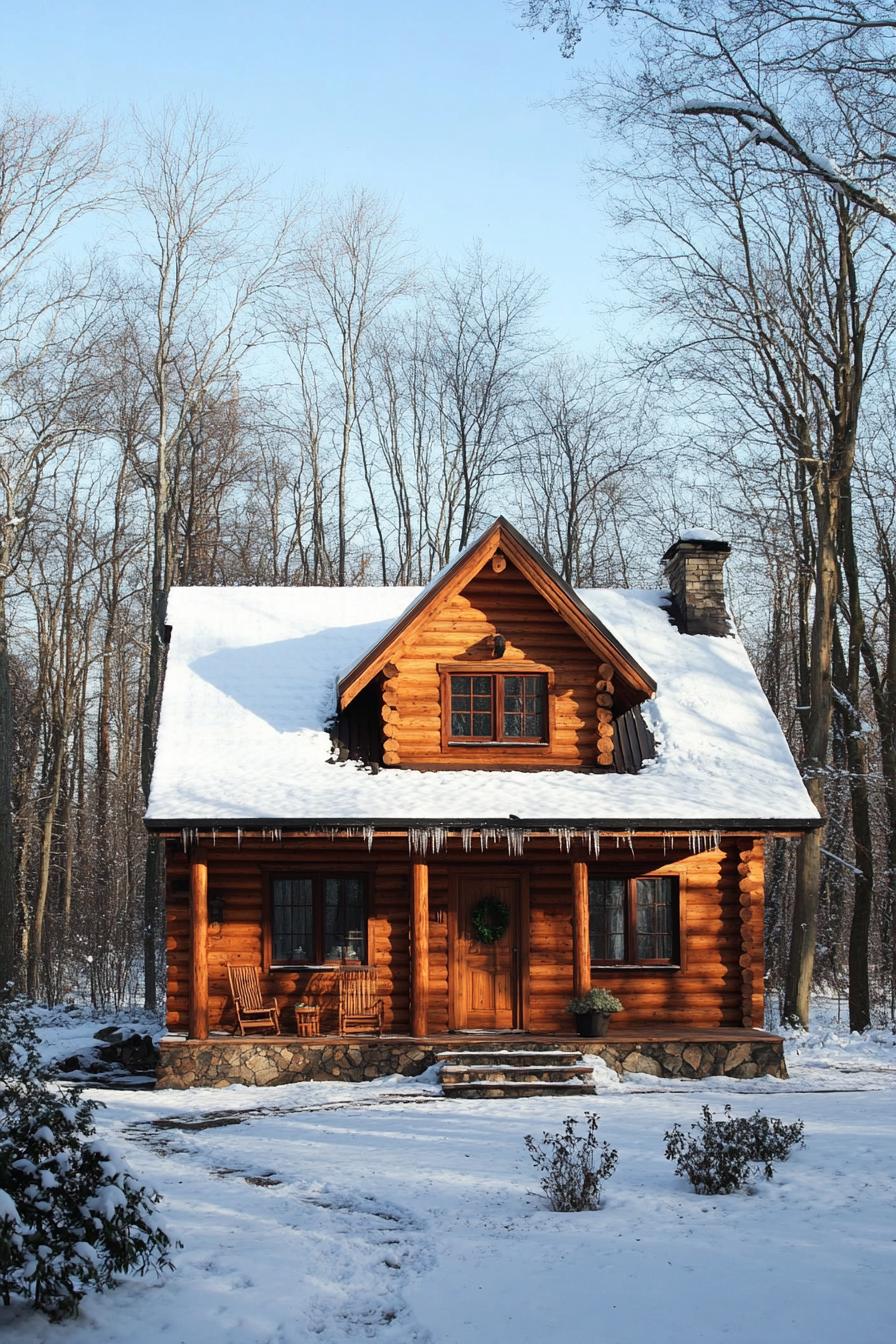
147,519,819,1089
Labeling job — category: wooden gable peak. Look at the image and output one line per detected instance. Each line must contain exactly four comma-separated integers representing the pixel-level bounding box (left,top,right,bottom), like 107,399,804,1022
337,517,656,711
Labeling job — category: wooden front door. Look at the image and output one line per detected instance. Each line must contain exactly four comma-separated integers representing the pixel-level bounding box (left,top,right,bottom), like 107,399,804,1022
450,873,523,1030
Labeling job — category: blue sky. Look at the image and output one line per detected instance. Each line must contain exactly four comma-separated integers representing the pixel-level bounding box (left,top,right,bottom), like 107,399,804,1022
5,0,625,348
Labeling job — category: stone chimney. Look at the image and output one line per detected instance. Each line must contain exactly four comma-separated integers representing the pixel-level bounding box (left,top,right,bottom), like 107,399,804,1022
662,531,731,636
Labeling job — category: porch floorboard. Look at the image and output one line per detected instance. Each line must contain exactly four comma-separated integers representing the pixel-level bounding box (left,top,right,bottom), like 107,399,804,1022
164,1027,783,1046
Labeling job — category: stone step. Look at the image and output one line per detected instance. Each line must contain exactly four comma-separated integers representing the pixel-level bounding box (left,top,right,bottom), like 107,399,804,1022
442,1080,597,1099
436,1050,583,1067
441,1064,594,1084
439,1047,595,1098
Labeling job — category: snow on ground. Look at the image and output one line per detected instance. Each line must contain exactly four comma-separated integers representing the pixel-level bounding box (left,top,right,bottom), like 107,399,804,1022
7,1020,895,1343
31,1003,163,1070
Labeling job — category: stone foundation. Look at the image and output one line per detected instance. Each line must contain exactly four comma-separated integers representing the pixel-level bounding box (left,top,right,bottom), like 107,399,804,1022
156,1032,787,1088
592,1037,787,1081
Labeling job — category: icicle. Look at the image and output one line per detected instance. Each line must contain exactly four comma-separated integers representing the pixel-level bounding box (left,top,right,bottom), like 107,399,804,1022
586,829,601,857
460,827,474,853
363,825,375,851
688,829,719,854
550,827,574,853
479,827,498,852
407,826,447,856
503,828,528,857
236,827,242,849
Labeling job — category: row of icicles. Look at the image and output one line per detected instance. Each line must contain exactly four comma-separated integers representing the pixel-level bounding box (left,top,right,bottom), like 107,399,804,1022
180,825,723,856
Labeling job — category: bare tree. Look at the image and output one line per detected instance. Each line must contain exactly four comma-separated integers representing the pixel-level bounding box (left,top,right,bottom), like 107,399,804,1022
560,65,894,1022
284,189,412,584
522,2,896,224
126,101,297,1009
514,356,653,584
0,101,106,986
426,246,544,562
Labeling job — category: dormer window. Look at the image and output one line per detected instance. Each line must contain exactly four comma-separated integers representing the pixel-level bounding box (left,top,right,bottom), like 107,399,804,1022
447,672,548,744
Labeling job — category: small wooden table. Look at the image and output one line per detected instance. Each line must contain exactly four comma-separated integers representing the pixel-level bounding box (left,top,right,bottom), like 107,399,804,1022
294,1005,321,1037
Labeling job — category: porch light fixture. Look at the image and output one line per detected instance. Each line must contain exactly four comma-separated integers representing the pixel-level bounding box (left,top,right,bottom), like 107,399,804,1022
208,891,225,928
492,633,506,659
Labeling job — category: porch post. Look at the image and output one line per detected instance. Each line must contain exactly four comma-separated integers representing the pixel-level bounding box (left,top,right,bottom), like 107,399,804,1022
410,861,429,1036
571,860,591,999
189,848,209,1040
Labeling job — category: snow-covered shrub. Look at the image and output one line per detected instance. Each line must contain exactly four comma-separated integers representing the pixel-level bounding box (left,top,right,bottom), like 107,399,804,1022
0,988,175,1320
664,1104,805,1195
567,988,623,1015
524,1112,618,1211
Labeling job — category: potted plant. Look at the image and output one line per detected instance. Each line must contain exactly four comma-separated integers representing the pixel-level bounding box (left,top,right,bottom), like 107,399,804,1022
567,988,623,1039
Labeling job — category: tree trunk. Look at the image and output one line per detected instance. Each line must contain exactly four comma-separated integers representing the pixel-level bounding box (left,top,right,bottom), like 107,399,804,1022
783,472,839,1028
0,583,17,988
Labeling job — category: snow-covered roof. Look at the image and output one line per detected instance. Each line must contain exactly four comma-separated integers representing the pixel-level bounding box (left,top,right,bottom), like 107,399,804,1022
146,584,819,830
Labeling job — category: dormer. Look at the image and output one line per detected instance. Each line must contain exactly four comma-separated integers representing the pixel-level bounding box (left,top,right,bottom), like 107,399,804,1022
336,519,655,771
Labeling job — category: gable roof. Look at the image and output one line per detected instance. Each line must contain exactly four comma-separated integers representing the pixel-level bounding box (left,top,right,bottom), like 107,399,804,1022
337,517,657,712
145,582,820,832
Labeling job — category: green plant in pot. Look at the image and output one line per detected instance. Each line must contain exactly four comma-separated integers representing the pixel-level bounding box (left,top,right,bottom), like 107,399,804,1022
567,988,623,1038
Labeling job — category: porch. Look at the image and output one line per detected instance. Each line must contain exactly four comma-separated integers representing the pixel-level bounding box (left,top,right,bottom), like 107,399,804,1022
156,1027,787,1088
170,832,768,1046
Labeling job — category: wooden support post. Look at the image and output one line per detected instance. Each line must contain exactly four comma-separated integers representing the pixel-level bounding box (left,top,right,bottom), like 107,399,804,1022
189,848,209,1040
410,862,429,1036
738,836,766,1028
572,860,591,999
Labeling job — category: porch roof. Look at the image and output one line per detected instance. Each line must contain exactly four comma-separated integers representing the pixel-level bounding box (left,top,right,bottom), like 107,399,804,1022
146,580,818,832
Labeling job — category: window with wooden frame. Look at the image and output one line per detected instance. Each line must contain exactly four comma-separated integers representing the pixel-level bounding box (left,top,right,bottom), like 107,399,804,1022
446,672,549,744
268,874,367,967
589,876,679,966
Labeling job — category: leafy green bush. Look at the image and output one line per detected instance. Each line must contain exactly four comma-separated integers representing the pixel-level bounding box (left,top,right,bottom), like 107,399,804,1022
0,989,175,1319
664,1104,805,1195
525,1112,618,1211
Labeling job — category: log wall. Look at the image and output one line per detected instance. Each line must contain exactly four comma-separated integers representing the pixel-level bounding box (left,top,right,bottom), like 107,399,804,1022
164,834,763,1035
387,559,603,768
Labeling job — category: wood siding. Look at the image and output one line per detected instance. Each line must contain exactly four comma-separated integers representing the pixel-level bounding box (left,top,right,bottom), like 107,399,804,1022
165,834,764,1035
387,559,603,768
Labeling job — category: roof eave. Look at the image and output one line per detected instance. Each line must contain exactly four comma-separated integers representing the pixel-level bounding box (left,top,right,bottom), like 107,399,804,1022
145,814,822,834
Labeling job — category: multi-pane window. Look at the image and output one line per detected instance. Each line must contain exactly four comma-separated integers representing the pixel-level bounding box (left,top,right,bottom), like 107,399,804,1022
450,674,495,739
589,878,627,962
589,876,677,965
448,673,548,743
270,875,366,965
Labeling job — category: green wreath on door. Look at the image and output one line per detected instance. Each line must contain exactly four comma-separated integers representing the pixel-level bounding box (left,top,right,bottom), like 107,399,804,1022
471,897,510,945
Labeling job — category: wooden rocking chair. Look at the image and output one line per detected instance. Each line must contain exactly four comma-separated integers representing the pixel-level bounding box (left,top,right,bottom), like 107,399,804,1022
227,965,281,1036
338,966,383,1036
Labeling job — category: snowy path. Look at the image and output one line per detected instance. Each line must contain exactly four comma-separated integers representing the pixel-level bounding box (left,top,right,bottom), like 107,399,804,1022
8,1026,896,1343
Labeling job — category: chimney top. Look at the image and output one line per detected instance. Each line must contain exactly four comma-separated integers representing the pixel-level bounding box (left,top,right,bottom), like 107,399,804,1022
662,531,731,636
661,529,730,562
